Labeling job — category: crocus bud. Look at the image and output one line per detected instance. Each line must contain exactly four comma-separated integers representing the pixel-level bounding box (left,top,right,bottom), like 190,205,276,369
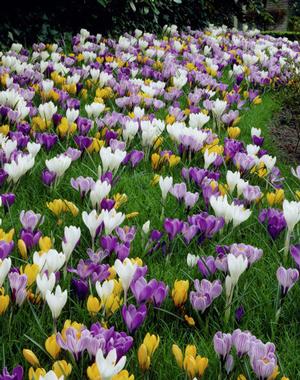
138,343,150,372
52,360,72,378
171,280,189,307
23,349,40,367
87,295,101,316
172,344,183,368
45,334,61,359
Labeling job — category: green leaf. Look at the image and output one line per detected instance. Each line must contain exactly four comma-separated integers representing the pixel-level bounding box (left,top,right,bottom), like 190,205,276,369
96,0,109,7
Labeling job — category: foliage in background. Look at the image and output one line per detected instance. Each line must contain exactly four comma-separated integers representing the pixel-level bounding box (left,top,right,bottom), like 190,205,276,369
0,0,284,47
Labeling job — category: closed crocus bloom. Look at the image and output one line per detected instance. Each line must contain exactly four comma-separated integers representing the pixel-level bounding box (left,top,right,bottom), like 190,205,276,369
143,333,160,356
112,370,134,380
45,155,72,178
82,210,103,243
183,354,197,379
226,170,241,194
204,150,217,169
266,189,284,207
29,367,47,380
18,239,27,259
23,349,40,367
62,225,81,262
21,264,39,287
114,258,137,304
227,254,248,286
283,199,300,232
95,280,114,304
171,280,189,307
159,176,173,200
142,220,150,234
90,180,111,209
138,343,150,372
213,332,232,359
36,272,56,300
87,295,101,316
196,356,208,376
96,348,126,380
172,344,183,368
45,334,61,359
276,266,299,296
102,209,125,235
46,285,68,320
0,288,9,314
0,257,11,287
52,360,72,378
228,126,240,139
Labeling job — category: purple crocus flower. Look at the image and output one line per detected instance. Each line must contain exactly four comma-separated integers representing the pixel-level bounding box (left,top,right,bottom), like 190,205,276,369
235,305,245,323
0,366,24,380
35,133,58,151
56,327,89,361
74,135,93,150
197,256,216,278
213,332,232,360
163,218,183,240
100,235,118,254
101,197,115,210
258,208,286,239
130,277,156,304
290,244,300,268
71,278,89,300
276,266,299,297
41,169,56,186
184,191,199,209
121,304,147,333
151,280,168,307
190,279,222,313
1,193,15,210
0,241,14,259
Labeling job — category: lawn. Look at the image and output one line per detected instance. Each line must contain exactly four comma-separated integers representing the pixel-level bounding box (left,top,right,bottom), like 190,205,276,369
0,26,300,380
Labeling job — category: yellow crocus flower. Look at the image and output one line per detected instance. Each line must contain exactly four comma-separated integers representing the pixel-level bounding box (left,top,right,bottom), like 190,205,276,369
45,334,61,359
87,295,101,316
0,288,9,315
23,349,40,367
52,360,72,378
172,280,189,307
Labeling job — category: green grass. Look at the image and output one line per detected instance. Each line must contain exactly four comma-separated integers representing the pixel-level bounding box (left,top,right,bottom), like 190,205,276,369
1,90,300,379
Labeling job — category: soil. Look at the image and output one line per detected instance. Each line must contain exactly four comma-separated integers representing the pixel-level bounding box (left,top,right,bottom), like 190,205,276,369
269,106,300,164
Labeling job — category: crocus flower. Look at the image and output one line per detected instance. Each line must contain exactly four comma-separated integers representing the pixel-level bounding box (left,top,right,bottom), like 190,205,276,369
190,279,222,313
8,272,27,306
0,366,24,380
213,332,232,360
95,348,126,380
46,285,68,320
159,176,173,201
276,266,299,297
114,258,137,304
121,304,147,333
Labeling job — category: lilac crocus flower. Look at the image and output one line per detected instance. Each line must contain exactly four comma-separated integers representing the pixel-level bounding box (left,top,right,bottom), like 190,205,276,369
121,304,147,333
232,329,252,357
8,272,27,306
213,332,232,360
151,280,168,307
184,191,199,209
170,183,187,201
56,327,89,360
249,340,277,380
20,210,44,231
0,366,23,380
276,266,299,296
190,279,222,313
71,176,95,197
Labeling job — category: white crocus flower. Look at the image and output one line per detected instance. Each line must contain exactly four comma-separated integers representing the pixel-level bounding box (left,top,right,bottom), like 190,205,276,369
227,254,248,286
212,99,227,120
27,142,41,158
39,371,64,380
96,348,126,380
90,180,111,209
251,127,261,137
204,150,217,169
85,102,105,118
38,101,57,122
159,176,173,200
46,285,68,320
45,155,72,178
66,108,79,124
102,209,125,235
36,272,56,299
187,253,200,268
123,120,139,142
62,226,81,262
189,112,210,129
95,279,115,304
4,154,35,183
114,258,137,304
0,258,11,287
142,220,150,234
82,210,103,245
226,170,241,194
33,249,66,274
283,199,300,261
100,147,126,173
